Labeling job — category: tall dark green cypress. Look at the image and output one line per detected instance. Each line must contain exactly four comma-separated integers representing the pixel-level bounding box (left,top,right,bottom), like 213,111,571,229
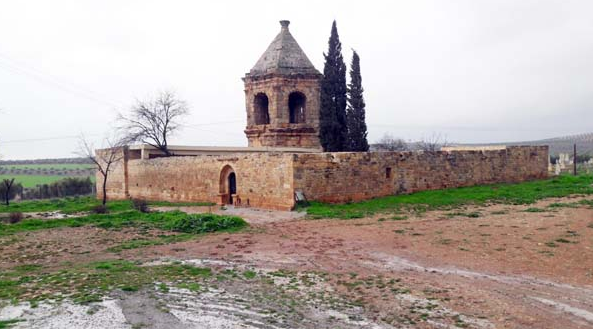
319,20,348,152
346,50,369,151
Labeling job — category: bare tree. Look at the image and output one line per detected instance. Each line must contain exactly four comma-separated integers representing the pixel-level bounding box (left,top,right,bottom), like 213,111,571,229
1,178,15,206
375,133,409,151
77,135,125,206
417,133,449,153
118,91,189,156
0,137,18,206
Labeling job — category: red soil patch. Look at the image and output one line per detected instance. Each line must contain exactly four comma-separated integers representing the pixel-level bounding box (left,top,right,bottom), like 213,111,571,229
3,198,593,328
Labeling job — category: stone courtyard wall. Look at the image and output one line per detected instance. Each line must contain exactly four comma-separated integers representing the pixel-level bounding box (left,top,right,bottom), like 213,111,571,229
98,146,548,210
292,146,549,203
99,151,295,211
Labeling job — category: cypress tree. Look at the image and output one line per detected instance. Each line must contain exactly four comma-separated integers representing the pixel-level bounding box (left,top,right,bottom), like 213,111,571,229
346,50,369,151
319,20,348,152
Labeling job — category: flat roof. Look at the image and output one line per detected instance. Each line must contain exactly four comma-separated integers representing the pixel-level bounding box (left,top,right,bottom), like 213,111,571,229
128,144,321,154
441,145,507,151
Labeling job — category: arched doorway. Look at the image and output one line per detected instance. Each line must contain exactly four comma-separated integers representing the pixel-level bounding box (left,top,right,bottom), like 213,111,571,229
219,165,236,205
288,92,306,123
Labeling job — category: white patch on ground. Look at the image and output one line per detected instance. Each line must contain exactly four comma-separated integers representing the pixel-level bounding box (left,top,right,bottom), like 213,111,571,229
1,258,460,328
0,299,129,329
25,211,75,219
261,271,386,328
361,254,499,328
396,293,494,329
370,252,593,295
142,258,235,269
182,258,233,268
257,268,334,293
531,297,593,323
139,259,177,267
367,252,593,327
158,286,282,329
269,275,291,286
171,311,260,328
317,309,387,329
153,265,386,329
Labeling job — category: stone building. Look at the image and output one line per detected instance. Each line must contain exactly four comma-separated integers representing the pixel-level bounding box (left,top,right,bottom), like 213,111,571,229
97,21,549,210
244,20,323,149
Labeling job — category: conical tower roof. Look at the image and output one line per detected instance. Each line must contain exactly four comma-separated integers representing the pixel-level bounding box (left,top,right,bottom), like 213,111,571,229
248,20,320,77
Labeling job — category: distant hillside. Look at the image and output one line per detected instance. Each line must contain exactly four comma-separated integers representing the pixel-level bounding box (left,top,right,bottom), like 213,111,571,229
453,133,593,156
0,157,95,188
371,132,593,156
0,157,93,165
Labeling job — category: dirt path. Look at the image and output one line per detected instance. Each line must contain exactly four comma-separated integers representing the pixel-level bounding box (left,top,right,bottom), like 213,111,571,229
2,197,593,328
141,198,593,328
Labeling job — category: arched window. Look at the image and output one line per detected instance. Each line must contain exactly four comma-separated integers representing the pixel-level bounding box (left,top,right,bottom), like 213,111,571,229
253,93,269,125
289,92,306,124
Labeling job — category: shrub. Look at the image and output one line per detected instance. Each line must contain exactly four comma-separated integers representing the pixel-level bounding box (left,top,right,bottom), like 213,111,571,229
8,212,23,224
20,177,93,200
131,199,149,213
91,205,108,214
524,207,546,213
167,213,247,234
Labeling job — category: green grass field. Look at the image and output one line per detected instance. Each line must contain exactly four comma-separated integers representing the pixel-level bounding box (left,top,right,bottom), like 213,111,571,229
304,174,593,219
0,211,247,304
0,162,96,188
0,197,214,214
0,210,246,237
0,175,93,188
3,174,592,220
1,164,94,170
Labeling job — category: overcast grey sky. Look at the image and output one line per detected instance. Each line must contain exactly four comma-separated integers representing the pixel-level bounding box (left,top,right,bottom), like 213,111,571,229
1,0,592,159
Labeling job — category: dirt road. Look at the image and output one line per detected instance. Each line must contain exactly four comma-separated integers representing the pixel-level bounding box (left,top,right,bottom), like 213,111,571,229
1,198,592,328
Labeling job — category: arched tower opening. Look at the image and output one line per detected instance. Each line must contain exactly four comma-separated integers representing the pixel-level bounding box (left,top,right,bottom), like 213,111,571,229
288,92,306,124
253,93,270,125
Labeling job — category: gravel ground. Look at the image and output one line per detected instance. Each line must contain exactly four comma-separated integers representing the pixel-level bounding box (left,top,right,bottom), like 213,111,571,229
2,196,593,328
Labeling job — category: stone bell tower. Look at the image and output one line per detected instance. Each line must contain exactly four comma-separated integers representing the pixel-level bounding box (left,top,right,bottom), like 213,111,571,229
243,20,322,149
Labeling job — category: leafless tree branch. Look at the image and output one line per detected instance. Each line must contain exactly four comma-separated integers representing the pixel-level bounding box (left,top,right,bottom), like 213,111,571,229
0,136,18,206
375,133,409,151
76,134,125,206
417,133,450,154
117,91,189,156
1,178,15,206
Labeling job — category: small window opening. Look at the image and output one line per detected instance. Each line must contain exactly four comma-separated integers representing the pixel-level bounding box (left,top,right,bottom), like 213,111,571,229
386,167,392,179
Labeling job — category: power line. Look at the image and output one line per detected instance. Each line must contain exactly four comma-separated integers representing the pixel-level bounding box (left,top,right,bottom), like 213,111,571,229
0,121,245,145
0,51,124,109
0,61,120,109
366,122,566,133
1,134,101,144
182,120,244,127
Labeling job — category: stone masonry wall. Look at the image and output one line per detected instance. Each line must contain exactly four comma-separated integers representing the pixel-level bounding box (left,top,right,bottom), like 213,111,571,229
244,75,322,149
292,146,549,203
100,152,295,211
96,147,128,202
98,146,548,210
